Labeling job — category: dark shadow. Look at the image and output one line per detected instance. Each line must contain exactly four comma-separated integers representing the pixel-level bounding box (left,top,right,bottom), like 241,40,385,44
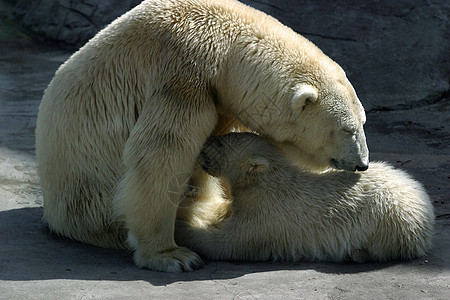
0,207,447,286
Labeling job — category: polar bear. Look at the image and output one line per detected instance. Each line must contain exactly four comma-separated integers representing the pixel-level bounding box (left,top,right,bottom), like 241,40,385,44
175,133,434,262
35,0,369,271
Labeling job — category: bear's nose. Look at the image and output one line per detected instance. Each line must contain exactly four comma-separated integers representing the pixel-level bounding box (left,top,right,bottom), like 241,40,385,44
199,150,209,163
355,164,368,172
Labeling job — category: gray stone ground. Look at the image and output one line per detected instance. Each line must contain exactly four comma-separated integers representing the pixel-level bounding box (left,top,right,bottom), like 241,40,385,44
1,3,449,299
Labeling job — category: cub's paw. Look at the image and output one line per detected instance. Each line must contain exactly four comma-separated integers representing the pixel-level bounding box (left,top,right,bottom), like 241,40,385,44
134,246,203,272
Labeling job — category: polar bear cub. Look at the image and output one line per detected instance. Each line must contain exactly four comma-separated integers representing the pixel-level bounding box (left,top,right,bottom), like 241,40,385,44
176,133,435,262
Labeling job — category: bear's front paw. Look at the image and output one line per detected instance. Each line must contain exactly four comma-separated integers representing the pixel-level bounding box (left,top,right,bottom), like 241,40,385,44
134,246,203,272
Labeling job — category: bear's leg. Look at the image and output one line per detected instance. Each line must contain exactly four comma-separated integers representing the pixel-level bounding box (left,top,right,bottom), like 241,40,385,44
113,101,217,272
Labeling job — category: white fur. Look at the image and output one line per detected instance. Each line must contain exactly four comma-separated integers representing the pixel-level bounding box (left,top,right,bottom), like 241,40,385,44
176,133,434,262
291,84,318,112
36,0,369,271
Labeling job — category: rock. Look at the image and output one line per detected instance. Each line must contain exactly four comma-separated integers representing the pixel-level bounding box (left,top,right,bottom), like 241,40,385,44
240,0,449,111
8,0,450,110
12,0,142,46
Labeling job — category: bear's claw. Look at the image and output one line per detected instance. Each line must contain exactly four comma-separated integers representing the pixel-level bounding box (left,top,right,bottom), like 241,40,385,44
134,246,204,272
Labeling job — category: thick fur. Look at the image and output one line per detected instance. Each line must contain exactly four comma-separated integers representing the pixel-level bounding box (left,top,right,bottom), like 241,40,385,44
36,0,368,271
176,133,434,262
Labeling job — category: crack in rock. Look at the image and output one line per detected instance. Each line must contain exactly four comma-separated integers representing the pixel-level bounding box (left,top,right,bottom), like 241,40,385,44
366,89,449,113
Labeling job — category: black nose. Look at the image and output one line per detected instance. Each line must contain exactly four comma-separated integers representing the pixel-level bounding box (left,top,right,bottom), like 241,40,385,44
355,164,368,171
199,149,208,160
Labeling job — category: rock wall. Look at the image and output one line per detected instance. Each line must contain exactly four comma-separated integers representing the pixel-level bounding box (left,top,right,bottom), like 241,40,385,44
12,0,142,45
242,0,449,111
9,0,450,110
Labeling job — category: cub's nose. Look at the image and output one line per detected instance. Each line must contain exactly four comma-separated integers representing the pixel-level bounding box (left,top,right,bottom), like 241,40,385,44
199,150,210,165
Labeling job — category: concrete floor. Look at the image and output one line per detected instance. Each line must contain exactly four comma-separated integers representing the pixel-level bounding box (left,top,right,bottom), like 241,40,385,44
0,37,449,299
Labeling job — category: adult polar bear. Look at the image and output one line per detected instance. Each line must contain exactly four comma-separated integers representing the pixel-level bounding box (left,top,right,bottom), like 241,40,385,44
36,0,369,272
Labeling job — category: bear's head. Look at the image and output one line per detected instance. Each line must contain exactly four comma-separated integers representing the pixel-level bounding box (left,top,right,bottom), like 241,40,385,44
217,30,369,172
200,132,284,187
270,71,370,173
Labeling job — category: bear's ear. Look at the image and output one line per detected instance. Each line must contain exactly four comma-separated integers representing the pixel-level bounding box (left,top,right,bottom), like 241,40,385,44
246,157,269,174
291,84,318,111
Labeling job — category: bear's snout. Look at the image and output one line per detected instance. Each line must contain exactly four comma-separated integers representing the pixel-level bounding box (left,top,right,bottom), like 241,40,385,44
355,164,369,172
199,148,221,176
331,158,369,172
199,138,225,177
199,150,211,172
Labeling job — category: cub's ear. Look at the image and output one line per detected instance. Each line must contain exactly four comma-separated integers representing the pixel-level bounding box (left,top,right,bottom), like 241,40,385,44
291,84,318,111
246,157,269,174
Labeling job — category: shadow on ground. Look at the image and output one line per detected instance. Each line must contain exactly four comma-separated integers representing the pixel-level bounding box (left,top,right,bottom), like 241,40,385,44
1,206,447,286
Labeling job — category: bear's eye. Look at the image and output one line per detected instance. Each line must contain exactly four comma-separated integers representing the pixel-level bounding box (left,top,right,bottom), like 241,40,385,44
343,128,356,135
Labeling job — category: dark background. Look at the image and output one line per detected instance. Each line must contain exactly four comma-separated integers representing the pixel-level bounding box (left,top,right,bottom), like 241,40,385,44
3,0,448,111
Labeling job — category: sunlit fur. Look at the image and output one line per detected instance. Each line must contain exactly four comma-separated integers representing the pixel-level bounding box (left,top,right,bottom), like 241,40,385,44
176,133,434,262
36,0,367,272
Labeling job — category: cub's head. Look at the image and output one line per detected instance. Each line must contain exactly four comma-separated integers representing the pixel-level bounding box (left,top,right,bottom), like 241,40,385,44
200,132,281,187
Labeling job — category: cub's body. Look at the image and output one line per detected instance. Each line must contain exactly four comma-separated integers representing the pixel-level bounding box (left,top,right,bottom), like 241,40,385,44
176,133,434,262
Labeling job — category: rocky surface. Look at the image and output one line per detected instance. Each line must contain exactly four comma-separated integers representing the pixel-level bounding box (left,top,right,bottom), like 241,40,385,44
0,1,449,299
